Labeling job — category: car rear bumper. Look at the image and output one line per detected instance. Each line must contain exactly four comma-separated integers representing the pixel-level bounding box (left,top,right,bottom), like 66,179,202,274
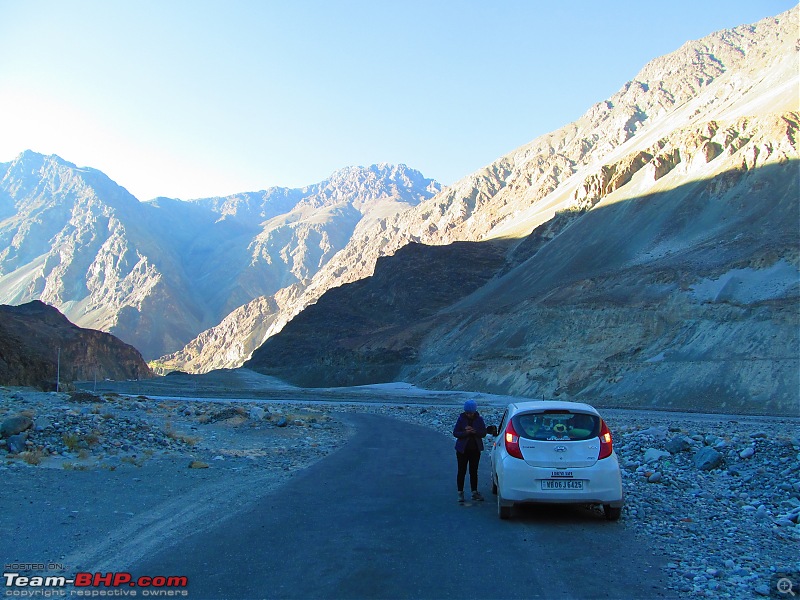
496,455,624,506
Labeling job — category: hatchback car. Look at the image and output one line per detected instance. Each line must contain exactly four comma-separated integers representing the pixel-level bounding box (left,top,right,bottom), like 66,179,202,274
490,400,624,520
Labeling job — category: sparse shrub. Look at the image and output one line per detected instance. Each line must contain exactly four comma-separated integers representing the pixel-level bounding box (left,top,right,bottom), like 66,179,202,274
62,462,88,471
163,422,199,446
68,391,102,403
62,433,80,452
20,449,44,465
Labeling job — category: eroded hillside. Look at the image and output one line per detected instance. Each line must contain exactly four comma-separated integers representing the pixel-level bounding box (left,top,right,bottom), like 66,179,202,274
244,9,799,415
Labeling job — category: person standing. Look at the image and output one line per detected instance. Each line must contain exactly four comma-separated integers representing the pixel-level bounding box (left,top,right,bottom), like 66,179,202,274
453,399,487,503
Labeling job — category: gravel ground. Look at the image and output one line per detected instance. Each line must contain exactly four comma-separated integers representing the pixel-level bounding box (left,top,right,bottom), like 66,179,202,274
2,386,798,598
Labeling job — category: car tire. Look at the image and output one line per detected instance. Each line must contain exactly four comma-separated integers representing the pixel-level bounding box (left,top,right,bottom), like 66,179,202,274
498,491,512,520
604,505,622,521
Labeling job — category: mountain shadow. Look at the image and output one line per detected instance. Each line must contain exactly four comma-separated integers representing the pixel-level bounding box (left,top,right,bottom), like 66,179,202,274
245,161,799,415
0,301,153,390
245,240,513,386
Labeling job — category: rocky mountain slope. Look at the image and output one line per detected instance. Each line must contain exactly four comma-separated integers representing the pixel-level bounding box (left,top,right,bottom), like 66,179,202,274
246,240,512,386
0,301,152,388
246,8,799,415
0,157,440,360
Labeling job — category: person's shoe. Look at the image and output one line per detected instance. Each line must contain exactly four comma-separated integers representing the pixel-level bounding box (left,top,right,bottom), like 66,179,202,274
457,491,465,504
472,490,485,501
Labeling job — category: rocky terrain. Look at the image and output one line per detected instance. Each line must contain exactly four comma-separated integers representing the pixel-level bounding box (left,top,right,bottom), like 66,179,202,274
1,10,796,408
0,301,152,389
245,240,512,386
245,9,799,415
1,381,798,598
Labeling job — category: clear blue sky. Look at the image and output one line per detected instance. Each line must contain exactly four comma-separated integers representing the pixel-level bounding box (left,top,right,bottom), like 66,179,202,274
0,1,795,201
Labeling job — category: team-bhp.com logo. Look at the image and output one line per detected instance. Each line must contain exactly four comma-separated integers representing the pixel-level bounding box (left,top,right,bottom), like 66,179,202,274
4,572,189,597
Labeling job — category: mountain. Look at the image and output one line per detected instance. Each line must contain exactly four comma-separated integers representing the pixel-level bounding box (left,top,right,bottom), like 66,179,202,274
153,163,441,373
0,301,152,389
245,8,799,415
247,240,512,386
0,156,440,360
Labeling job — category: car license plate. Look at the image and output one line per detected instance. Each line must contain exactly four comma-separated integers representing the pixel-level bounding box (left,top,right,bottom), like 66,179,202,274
541,479,584,490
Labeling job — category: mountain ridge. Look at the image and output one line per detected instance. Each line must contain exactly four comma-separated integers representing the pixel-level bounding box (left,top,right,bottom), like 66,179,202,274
0,155,441,360
230,7,799,369
242,8,799,414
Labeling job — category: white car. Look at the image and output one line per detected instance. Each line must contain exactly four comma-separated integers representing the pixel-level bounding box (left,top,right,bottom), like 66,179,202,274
490,400,624,520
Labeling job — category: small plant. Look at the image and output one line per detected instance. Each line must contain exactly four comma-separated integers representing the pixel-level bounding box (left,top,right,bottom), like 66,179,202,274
121,455,146,467
163,421,199,446
20,450,44,465
62,433,80,452
62,462,88,471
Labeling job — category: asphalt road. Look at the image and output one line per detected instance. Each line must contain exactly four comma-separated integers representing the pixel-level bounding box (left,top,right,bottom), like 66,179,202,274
135,413,675,599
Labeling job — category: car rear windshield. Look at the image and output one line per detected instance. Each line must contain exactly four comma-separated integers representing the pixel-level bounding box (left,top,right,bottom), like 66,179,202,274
512,411,600,441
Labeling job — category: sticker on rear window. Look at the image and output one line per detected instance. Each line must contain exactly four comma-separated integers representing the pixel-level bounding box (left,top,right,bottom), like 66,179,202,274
514,412,600,441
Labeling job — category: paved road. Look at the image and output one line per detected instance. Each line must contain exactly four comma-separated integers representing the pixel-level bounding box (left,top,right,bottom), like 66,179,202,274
135,413,674,599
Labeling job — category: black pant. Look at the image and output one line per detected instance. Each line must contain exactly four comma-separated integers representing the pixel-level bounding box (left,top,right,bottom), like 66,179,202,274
456,447,481,492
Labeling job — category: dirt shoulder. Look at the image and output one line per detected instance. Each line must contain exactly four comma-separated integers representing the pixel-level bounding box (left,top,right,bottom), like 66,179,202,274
0,386,351,574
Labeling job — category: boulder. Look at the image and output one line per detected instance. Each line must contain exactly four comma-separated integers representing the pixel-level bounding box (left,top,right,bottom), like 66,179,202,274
739,447,755,459
644,448,671,463
665,436,692,453
635,426,669,439
1,416,33,438
693,446,723,471
249,406,266,421
6,433,28,453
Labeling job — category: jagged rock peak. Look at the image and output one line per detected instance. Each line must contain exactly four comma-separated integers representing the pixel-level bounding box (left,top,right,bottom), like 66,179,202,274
193,163,442,221
296,163,442,211
1,149,139,208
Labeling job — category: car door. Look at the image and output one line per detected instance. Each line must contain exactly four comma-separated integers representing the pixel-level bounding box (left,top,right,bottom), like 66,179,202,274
491,407,509,476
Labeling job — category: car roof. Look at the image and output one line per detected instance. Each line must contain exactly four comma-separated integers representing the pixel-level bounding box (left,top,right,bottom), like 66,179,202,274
506,400,601,417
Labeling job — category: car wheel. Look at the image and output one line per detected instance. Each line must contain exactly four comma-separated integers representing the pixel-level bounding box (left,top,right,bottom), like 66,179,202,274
604,505,622,521
497,490,511,520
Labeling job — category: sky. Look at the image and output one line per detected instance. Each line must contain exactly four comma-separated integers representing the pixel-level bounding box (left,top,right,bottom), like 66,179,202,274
0,1,796,201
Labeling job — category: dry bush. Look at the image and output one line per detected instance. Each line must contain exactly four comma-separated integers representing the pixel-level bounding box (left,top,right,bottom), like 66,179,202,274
62,433,80,451
20,449,44,465
163,421,199,446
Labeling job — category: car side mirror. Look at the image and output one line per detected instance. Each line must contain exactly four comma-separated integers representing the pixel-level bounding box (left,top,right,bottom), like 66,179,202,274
486,425,498,436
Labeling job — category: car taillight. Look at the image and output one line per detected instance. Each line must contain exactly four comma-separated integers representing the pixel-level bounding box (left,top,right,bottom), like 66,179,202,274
598,419,613,459
504,420,524,459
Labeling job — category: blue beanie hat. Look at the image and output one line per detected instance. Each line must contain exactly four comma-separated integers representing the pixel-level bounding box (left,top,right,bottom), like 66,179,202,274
464,399,477,412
